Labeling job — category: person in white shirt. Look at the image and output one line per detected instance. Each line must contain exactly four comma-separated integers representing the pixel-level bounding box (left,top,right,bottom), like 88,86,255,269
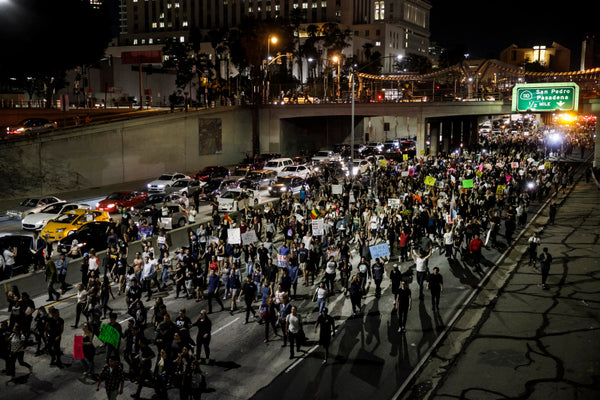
285,306,303,359
443,225,454,259
141,256,155,300
528,232,541,266
2,246,16,280
412,248,432,299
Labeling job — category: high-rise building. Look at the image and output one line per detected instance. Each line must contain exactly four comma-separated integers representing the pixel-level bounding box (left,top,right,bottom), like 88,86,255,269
580,35,600,71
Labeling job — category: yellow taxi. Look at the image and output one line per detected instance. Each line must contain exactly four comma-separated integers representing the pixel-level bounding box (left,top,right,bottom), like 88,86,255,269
40,208,111,242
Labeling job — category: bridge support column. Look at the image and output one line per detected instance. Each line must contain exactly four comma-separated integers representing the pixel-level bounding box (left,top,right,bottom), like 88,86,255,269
416,115,426,158
430,121,440,156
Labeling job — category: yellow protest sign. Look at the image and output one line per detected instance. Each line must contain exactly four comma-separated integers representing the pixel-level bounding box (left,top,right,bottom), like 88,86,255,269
496,185,504,195
424,176,436,186
403,154,408,161
544,161,551,169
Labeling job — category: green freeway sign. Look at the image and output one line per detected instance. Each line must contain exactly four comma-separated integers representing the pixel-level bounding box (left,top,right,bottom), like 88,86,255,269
512,82,579,112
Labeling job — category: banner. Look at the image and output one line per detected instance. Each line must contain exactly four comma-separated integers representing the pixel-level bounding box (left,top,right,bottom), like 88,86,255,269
369,243,390,259
227,228,241,244
98,323,120,349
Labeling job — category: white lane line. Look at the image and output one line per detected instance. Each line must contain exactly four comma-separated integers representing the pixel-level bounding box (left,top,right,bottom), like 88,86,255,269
285,345,319,373
213,317,240,335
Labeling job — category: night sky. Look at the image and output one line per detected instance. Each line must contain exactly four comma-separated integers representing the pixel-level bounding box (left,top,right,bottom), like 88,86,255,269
429,0,599,68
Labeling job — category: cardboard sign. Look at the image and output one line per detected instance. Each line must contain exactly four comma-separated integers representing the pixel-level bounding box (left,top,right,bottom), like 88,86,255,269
312,219,324,236
227,228,241,244
98,323,120,349
388,198,400,209
369,243,390,259
241,230,258,245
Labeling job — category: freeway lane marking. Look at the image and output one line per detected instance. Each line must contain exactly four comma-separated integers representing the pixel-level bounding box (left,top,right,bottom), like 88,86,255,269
213,317,240,335
285,345,319,373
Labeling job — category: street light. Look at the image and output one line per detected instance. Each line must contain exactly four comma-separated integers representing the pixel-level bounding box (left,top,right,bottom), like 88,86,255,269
332,55,341,102
265,35,278,103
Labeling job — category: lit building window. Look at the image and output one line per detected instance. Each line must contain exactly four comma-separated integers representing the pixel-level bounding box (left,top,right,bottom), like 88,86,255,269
374,1,384,20
180,36,185,43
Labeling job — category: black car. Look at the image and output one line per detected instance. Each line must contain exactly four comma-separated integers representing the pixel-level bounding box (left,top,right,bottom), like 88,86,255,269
0,235,36,277
56,221,111,256
267,176,307,197
194,166,230,181
6,118,57,135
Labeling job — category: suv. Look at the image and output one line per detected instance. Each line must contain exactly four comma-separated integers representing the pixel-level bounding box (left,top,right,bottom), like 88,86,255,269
263,158,294,173
239,169,277,190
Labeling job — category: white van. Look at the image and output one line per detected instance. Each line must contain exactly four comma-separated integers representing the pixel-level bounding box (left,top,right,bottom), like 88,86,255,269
263,157,294,173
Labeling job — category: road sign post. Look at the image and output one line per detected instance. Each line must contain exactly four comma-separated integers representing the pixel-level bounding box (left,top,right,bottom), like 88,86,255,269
512,82,579,112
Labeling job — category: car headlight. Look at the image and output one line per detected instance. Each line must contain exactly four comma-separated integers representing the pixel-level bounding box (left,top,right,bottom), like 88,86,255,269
157,184,165,189
107,203,115,209
281,187,287,192
268,186,272,190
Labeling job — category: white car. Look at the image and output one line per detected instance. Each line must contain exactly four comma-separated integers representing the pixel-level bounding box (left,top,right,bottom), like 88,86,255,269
164,179,205,197
21,202,91,231
312,150,340,164
146,172,190,192
217,188,261,212
6,196,63,219
351,159,372,176
277,164,312,180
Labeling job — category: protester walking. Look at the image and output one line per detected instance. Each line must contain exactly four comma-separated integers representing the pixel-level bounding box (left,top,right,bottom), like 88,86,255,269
314,307,335,365
539,247,553,290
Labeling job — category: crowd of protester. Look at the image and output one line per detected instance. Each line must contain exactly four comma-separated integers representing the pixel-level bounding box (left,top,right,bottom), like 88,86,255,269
1,124,591,398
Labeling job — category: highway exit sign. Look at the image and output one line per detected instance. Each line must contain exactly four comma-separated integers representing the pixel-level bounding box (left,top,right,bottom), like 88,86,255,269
512,82,579,112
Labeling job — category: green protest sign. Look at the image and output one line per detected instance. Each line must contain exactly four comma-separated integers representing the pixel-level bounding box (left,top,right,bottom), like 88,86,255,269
98,323,120,348
462,179,474,189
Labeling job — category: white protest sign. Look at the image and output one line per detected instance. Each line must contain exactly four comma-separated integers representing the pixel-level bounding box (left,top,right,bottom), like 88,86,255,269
387,198,400,209
227,228,241,244
331,184,343,195
312,219,324,236
241,230,258,245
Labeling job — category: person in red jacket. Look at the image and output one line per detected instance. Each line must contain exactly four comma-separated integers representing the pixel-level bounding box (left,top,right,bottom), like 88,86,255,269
468,234,484,268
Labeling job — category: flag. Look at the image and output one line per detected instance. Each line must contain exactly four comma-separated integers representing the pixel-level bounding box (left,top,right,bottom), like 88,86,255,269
311,209,319,219
224,213,233,224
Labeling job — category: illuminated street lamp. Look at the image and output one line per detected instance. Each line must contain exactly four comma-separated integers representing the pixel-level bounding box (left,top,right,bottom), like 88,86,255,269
332,55,341,102
265,35,278,103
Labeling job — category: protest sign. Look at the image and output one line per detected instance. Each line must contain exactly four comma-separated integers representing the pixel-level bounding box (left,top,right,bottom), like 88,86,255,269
331,184,343,195
424,176,436,186
369,243,390,259
73,335,84,360
98,323,120,349
462,179,474,189
388,198,400,209
496,185,505,195
312,219,324,236
241,230,258,245
227,228,241,244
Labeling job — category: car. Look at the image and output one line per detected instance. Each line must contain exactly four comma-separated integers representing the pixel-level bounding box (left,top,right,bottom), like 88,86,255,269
312,150,340,164
6,118,58,135
267,176,307,197
231,163,254,179
164,179,204,197
146,172,190,192
277,164,312,180
0,234,37,276
55,221,112,256
130,192,187,216
40,209,111,242
21,202,91,231
351,159,372,176
194,166,230,181
6,196,63,220
238,169,278,190
217,189,261,212
200,178,240,200
263,157,294,173
96,191,149,213
133,202,189,229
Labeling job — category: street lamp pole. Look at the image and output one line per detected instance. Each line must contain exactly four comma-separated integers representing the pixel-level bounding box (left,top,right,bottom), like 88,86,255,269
266,35,277,104
333,55,341,102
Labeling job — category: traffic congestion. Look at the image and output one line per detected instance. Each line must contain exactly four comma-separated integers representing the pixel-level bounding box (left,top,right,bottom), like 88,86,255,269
0,114,594,400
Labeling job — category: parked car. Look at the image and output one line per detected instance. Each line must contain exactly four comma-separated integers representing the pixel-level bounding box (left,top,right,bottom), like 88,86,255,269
312,150,341,164
351,159,372,176
194,166,230,181
21,202,91,231
40,209,111,242
0,234,37,277
267,176,307,197
6,118,58,135
96,191,149,213
133,202,189,229
277,164,312,180
238,169,278,190
263,157,294,173
6,196,63,219
56,221,112,256
164,179,204,197
130,192,188,216
146,172,190,192
200,178,240,200
217,189,261,212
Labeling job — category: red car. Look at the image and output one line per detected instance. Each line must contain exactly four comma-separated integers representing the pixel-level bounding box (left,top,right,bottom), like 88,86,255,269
96,191,149,213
